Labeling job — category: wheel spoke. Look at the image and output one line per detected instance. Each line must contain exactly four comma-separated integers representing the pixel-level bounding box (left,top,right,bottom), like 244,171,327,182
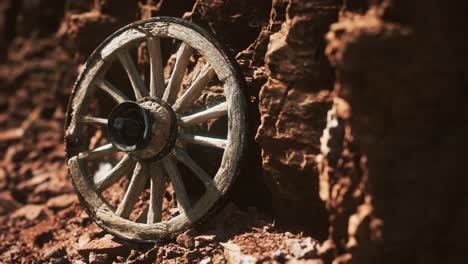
147,162,165,224
172,64,215,112
78,143,117,160
94,77,130,103
179,133,227,150
162,43,193,105
115,162,150,219
180,102,227,126
162,157,191,213
94,155,136,191
173,147,213,188
147,37,165,98
117,49,148,100
79,116,108,126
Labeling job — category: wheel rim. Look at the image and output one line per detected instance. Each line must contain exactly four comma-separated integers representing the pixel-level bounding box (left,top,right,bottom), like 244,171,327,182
65,17,245,241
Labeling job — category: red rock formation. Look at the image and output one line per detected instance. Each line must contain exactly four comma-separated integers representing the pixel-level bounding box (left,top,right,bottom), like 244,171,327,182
255,0,339,236
326,0,468,262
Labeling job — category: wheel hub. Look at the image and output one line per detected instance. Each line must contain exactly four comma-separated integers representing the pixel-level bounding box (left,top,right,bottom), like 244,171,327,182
108,97,178,161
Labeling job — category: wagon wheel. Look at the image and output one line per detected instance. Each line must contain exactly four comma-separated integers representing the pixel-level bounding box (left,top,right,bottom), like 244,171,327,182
65,17,245,241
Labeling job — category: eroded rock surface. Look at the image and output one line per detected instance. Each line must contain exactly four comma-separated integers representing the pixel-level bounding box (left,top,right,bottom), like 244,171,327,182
325,0,468,263
255,0,339,234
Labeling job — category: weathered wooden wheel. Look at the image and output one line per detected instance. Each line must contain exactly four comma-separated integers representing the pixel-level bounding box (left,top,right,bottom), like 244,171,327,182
65,17,245,242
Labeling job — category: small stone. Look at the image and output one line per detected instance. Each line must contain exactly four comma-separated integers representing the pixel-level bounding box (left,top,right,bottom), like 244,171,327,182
115,256,126,262
205,246,213,252
103,234,114,240
176,233,195,248
287,239,304,258
194,234,216,247
200,257,211,264
89,252,109,264
34,178,70,197
11,204,47,220
43,244,66,259
78,237,129,258
80,210,90,219
20,220,56,247
78,234,91,248
165,249,184,259
184,249,201,262
301,237,319,259
222,242,257,264
286,237,319,259
46,194,77,210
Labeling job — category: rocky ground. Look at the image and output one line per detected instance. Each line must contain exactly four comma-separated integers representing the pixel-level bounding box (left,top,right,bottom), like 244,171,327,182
1,181,325,263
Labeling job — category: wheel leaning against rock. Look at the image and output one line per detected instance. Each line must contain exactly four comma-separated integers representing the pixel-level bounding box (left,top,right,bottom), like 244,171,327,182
64,17,246,242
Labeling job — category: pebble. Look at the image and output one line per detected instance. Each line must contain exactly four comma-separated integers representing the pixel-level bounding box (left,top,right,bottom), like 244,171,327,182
19,220,56,247
89,252,109,264
78,237,129,258
46,194,77,209
11,204,47,220
176,232,195,248
200,257,211,264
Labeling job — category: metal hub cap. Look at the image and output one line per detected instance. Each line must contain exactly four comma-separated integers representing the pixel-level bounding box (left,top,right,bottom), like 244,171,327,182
108,98,178,161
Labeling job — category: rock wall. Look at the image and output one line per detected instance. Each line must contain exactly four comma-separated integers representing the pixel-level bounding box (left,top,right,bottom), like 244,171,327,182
255,0,339,236
326,0,468,263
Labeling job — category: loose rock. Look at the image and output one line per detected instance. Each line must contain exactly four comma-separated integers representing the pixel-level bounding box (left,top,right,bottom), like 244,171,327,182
78,237,129,259
46,193,77,210
222,242,257,264
176,232,195,248
11,204,47,220
89,252,109,264
20,220,57,247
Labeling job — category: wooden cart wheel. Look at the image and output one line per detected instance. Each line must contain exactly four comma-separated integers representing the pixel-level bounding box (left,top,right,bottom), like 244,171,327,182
64,17,245,242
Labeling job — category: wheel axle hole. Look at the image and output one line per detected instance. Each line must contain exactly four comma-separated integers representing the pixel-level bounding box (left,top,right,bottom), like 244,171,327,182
108,102,152,151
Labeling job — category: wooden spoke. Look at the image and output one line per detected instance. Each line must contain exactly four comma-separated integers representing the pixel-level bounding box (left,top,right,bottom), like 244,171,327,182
147,162,165,224
162,43,193,105
94,77,130,103
162,157,191,213
79,116,108,126
94,155,136,191
179,133,227,150
180,102,227,126
115,162,150,219
147,37,165,98
173,147,213,188
78,143,117,160
117,49,148,100
172,64,215,112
